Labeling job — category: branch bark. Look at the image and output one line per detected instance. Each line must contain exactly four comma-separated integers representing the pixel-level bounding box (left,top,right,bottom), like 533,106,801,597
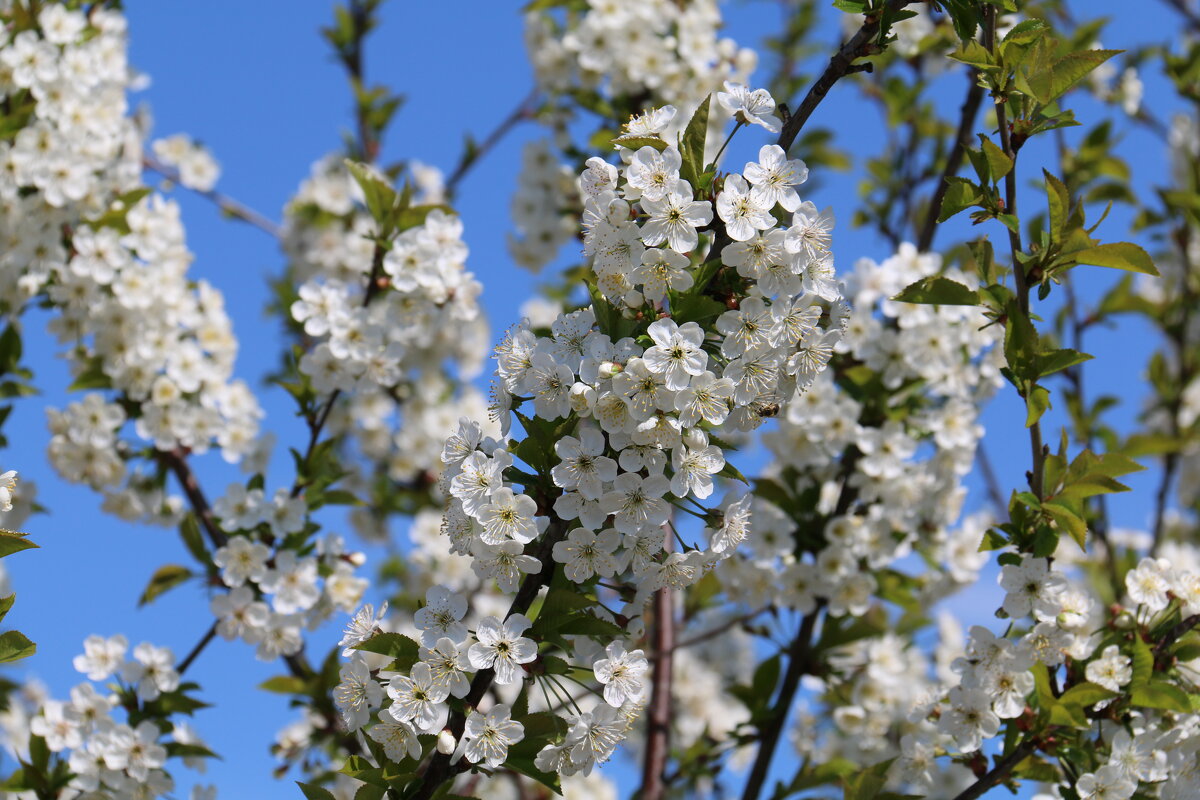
739,606,821,800
143,156,283,239
949,739,1037,800
408,521,570,800
640,528,675,800
917,70,985,252
776,0,915,152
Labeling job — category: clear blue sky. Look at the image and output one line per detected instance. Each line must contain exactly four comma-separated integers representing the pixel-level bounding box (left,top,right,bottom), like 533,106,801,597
1,1,1187,797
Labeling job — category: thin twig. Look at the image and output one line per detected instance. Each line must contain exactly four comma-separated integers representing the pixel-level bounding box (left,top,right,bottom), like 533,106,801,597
445,89,538,199
949,739,1038,800
917,70,985,252
975,440,1006,511
739,606,821,800
409,521,570,800
176,621,219,675
160,448,227,549
143,155,283,239
289,242,387,498
1159,0,1200,32
776,0,915,152
986,8,1044,502
1155,613,1200,658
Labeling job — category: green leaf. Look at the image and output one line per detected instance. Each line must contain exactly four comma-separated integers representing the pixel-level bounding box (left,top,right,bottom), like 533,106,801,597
1057,681,1116,709
937,177,982,222
892,276,980,306
0,594,12,625
832,0,868,12
842,758,896,800
979,530,1008,551
1024,385,1051,427
1027,49,1123,106
979,135,1013,181
165,742,219,760
0,530,35,559
352,632,420,669
1131,635,1153,686
610,134,667,152
344,159,397,229
1130,682,1191,712
0,630,35,663
138,565,193,607
178,513,209,565
677,95,711,189
1038,348,1092,378
354,785,387,800
259,676,309,695
297,782,337,800
1044,170,1070,239
1071,242,1159,276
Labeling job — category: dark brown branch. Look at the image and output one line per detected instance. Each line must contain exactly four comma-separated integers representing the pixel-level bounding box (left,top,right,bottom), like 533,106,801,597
986,8,1044,502
409,522,570,800
289,242,387,498
917,70,985,252
1155,613,1200,658
143,155,283,239
776,0,915,152
975,440,1006,511
176,621,218,675
1159,0,1200,32
950,739,1037,800
445,90,538,199
739,606,821,800
160,448,227,549
640,529,675,800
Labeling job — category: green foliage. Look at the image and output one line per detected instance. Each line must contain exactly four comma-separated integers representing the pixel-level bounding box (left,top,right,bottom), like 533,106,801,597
138,564,194,607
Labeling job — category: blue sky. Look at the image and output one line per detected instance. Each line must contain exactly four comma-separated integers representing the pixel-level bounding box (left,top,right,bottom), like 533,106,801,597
1,1,1190,797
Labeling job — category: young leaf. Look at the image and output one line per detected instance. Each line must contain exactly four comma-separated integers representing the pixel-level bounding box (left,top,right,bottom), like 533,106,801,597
1071,242,1159,276
138,564,194,607
677,95,711,189
892,276,981,306
0,630,35,663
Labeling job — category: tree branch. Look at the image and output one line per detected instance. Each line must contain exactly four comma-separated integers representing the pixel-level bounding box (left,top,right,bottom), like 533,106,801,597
445,89,538,199
1155,613,1200,658
776,0,915,152
640,528,675,800
739,606,821,800
917,69,985,252
950,739,1038,800
408,521,570,800
176,621,219,675
143,155,283,239
160,447,227,550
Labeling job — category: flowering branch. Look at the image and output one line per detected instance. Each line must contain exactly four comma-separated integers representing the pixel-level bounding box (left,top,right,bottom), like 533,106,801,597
949,739,1038,800
445,89,539,199
739,605,821,800
917,69,985,253
143,155,283,239
776,0,916,152
639,531,675,800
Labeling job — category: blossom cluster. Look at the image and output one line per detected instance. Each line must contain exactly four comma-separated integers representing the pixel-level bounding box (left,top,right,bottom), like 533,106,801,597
0,635,215,800
511,0,757,271
283,155,492,495
0,6,266,520
328,88,847,784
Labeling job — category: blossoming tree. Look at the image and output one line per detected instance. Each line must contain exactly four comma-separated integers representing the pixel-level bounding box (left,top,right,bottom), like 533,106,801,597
0,0,1197,799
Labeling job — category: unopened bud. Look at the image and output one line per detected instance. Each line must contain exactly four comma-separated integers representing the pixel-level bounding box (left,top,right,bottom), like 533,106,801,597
1113,609,1136,630
437,729,456,755
598,360,622,379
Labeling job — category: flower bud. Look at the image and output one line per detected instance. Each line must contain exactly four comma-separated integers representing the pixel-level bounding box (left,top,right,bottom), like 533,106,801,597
437,729,456,755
